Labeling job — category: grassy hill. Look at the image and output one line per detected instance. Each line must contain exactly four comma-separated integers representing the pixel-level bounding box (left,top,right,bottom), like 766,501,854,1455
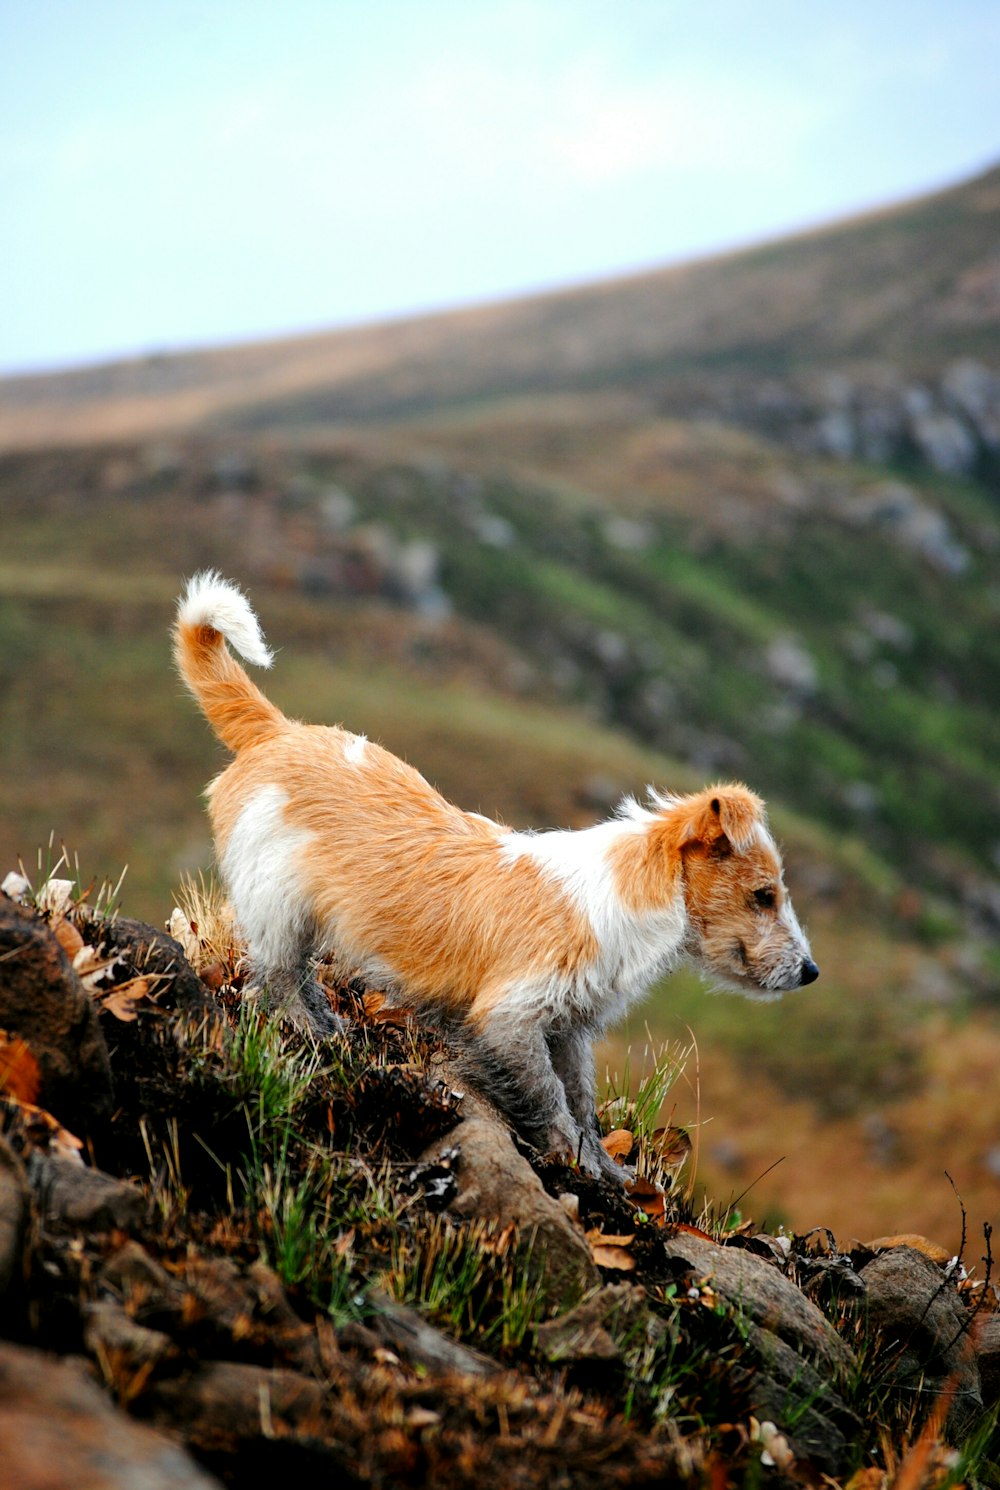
1,164,999,1246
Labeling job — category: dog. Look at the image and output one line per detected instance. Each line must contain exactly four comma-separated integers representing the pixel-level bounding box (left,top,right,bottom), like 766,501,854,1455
174,571,818,1183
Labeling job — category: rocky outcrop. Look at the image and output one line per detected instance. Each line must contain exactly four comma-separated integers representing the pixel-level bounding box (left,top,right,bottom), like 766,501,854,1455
0,896,113,1134
0,1341,223,1490
1,880,998,1487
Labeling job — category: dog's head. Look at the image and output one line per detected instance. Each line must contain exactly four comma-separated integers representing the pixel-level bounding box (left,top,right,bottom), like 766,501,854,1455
666,785,818,998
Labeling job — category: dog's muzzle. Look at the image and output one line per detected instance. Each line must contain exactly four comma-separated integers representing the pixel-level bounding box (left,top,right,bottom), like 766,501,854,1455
798,958,820,986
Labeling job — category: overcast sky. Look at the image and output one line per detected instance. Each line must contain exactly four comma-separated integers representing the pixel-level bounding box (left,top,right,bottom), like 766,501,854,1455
2,0,999,374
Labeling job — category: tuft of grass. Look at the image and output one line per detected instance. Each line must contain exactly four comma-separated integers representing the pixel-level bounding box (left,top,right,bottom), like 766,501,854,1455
382,1215,549,1354
601,1036,694,1190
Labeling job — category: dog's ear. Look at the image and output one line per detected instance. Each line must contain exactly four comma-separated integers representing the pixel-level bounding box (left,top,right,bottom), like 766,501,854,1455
677,786,764,854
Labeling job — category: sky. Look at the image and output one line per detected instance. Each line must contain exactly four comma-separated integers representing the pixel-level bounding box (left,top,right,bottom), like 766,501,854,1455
2,0,999,375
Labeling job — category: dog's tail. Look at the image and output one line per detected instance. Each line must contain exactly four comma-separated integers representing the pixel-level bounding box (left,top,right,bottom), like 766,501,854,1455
173,572,287,753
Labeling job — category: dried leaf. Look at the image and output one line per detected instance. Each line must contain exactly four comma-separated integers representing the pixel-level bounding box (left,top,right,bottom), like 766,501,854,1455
1,1094,83,1161
1,871,31,901
406,1408,441,1428
844,1469,887,1490
0,1032,41,1104
167,907,200,964
333,1228,356,1258
584,1230,635,1248
652,1125,692,1168
362,992,415,1027
673,1221,718,1243
199,959,227,991
863,1233,952,1266
589,1245,637,1272
600,1128,634,1159
99,977,151,1022
626,1177,667,1224
52,918,85,959
36,878,75,917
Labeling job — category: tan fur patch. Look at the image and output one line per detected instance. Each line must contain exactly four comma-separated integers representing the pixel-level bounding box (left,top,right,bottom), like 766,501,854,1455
208,722,600,1013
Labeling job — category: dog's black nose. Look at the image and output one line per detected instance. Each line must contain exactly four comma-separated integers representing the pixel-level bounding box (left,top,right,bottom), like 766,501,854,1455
799,958,820,986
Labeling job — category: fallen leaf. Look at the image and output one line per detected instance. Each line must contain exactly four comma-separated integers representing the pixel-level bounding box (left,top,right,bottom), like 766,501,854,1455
652,1125,693,1169
844,1467,887,1490
99,977,151,1022
673,1221,719,1243
52,918,85,960
862,1234,952,1266
601,1128,634,1159
167,908,200,964
36,878,75,917
590,1245,637,1272
0,1032,41,1103
0,1095,83,1161
406,1408,441,1428
584,1230,635,1248
199,960,227,991
626,1177,667,1224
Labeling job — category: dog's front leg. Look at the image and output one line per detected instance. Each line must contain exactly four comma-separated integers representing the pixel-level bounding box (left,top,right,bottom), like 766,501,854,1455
458,1013,593,1173
549,1028,632,1184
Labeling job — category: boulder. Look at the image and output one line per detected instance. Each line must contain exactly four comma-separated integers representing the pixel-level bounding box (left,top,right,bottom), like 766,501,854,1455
419,1081,598,1307
0,897,113,1133
662,1231,859,1475
0,1136,30,1300
96,917,217,1019
28,1153,146,1233
859,1245,983,1440
0,1340,223,1489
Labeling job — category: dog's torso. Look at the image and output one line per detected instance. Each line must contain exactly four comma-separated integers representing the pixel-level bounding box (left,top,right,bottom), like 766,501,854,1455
208,720,687,1034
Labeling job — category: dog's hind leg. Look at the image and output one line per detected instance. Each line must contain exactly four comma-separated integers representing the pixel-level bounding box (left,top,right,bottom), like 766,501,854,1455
220,785,342,1038
252,959,343,1038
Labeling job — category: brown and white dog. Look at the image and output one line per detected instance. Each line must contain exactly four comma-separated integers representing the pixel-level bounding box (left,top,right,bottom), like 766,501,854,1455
174,571,818,1182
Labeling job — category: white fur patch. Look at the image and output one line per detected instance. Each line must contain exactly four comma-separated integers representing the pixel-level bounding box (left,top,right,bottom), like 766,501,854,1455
221,784,313,972
178,570,273,668
500,821,687,1019
343,733,368,764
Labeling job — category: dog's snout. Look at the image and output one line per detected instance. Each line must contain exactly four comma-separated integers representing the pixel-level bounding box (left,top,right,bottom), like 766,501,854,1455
798,958,820,987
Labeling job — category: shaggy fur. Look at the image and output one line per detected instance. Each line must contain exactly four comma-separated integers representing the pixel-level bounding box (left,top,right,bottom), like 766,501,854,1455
174,571,818,1181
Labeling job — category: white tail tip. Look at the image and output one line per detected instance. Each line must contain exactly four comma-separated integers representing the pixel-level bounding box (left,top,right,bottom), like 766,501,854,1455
177,571,274,668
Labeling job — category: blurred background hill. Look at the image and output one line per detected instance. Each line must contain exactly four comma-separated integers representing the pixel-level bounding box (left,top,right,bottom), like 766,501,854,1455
2,1,998,1251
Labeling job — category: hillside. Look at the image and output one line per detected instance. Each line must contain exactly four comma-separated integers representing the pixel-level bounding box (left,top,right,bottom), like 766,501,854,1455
1,163,999,1248
0,879,997,1488
2,162,999,444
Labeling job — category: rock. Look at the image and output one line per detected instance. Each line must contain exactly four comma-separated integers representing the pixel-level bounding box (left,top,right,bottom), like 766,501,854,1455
83,1299,178,1369
662,1231,859,1475
664,1232,853,1380
908,409,978,476
0,1136,30,1299
941,358,1000,426
29,1153,146,1232
764,635,819,696
974,1312,1000,1408
419,1092,599,1307
535,1283,650,1366
363,1288,500,1376
0,1340,223,1489
0,897,113,1133
96,918,217,1019
859,1245,983,1439
148,1359,327,1443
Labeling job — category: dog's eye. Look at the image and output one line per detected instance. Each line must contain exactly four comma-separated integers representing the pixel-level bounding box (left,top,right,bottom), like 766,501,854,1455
752,887,776,910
